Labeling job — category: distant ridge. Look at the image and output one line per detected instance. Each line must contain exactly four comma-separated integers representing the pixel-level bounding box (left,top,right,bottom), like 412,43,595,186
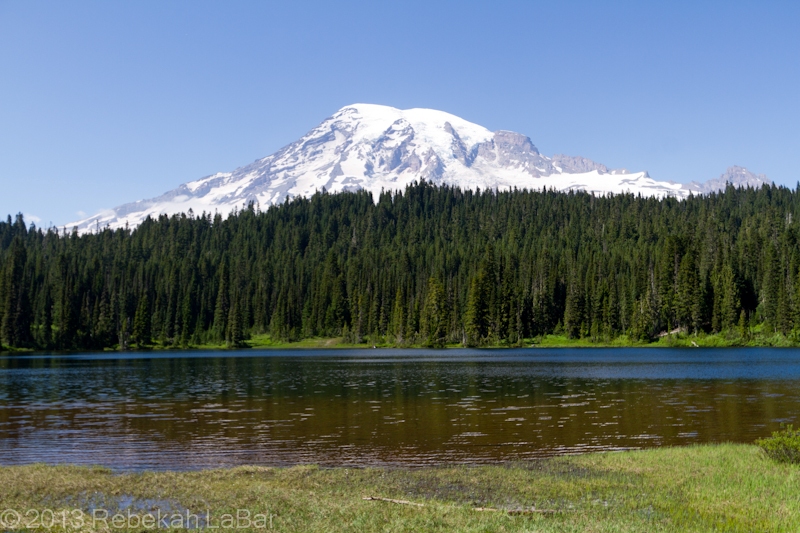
686,166,771,194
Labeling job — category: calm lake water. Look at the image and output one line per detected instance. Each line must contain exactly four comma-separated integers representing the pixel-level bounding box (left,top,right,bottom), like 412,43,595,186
1,348,799,470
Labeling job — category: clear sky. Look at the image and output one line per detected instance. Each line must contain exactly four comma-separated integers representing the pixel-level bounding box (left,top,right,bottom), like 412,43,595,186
1,0,799,227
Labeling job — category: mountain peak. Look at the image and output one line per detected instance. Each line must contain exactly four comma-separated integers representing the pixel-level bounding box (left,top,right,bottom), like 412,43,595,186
67,104,769,232
330,103,494,150
687,165,772,194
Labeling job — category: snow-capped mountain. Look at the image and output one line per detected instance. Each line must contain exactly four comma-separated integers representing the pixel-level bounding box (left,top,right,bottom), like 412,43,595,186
68,104,772,232
685,165,771,194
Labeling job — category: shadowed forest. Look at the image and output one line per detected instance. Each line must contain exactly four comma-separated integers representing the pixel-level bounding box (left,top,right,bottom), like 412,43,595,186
2,182,800,351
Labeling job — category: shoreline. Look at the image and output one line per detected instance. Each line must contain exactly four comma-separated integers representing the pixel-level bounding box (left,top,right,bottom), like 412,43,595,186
3,330,800,356
1,444,796,532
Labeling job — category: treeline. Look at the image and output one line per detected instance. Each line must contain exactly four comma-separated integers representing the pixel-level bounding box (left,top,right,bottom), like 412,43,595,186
2,182,800,351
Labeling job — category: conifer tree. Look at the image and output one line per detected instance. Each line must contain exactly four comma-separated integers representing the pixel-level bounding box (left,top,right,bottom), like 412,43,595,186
213,260,229,342
132,293,151,346
563,268,584,339
465,272,489,346
0,237,30,347
422,277,448,347
391,288,405,344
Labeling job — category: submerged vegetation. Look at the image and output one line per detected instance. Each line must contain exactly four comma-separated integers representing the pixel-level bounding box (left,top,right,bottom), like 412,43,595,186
3,182,800,352
1,444,798,532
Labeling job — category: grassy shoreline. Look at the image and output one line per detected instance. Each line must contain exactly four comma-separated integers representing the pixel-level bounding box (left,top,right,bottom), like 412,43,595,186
1,444,797,532
3,329,799,355
243,329,800,350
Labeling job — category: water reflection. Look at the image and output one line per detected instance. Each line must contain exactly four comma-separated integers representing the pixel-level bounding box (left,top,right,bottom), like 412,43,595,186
0,348,798,470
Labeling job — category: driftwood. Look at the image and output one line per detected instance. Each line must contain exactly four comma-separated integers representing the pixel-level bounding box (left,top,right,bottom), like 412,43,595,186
362,496,425,507
363,496,562,514
472,507,561,515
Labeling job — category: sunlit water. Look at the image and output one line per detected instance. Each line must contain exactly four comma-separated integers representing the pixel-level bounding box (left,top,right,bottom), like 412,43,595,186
1,348,799,470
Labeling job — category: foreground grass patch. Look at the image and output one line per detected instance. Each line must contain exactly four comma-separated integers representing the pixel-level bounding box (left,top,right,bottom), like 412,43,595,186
0,444,797,532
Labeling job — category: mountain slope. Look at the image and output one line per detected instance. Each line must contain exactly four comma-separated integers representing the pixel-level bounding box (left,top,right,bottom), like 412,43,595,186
68,104,771,232
686,165,771,194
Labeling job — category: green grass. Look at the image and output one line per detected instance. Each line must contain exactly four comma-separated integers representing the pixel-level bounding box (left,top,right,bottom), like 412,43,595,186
241,329,800,350
0,343,35,354
5,328,798,355
531,334,645,347
1,444,798,532
246,334,367,349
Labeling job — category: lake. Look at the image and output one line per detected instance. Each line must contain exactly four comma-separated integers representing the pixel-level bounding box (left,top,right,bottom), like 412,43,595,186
0,348,798,470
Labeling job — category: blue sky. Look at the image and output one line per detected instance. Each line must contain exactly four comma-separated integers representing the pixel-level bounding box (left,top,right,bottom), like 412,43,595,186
1,0,799,226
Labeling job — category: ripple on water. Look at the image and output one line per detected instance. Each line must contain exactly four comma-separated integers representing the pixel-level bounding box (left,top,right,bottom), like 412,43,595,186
1,348,800,470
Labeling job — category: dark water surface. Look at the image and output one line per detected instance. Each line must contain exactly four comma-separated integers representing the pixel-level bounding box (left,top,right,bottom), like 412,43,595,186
1,348,799,470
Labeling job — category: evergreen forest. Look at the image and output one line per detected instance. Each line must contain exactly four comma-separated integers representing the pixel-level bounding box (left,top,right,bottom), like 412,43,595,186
2,182,800,351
